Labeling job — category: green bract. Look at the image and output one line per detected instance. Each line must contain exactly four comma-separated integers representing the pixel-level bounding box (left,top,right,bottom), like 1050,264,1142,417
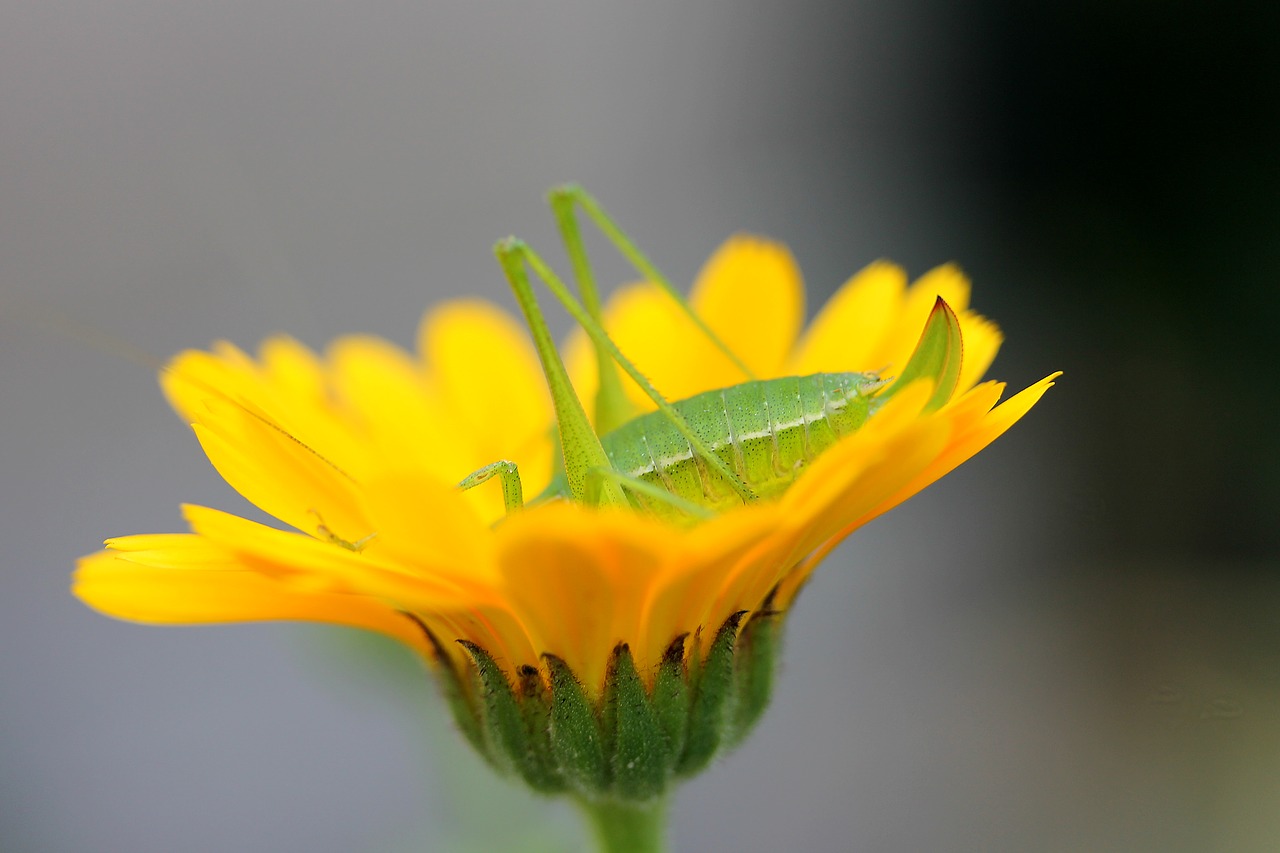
418,605,781,803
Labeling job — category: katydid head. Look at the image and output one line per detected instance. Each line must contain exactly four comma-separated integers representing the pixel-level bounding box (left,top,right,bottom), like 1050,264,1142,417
822,372,892,437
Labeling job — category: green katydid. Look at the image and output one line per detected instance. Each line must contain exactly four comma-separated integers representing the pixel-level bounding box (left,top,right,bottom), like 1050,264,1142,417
457,185,964,523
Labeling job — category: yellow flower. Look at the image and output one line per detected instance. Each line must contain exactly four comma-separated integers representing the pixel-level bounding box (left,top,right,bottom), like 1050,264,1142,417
74,237,1056,702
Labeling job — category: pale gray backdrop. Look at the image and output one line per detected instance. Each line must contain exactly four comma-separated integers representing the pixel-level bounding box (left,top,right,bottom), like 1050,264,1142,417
4,2,1277,852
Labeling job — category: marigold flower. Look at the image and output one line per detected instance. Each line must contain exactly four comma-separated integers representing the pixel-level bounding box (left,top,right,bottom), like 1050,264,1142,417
74,232,1056,831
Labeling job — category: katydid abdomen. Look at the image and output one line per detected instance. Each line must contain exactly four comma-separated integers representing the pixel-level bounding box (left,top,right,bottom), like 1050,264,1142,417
537,372,886,518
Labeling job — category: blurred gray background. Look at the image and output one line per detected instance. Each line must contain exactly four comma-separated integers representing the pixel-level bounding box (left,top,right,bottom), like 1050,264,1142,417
3,2,1278,851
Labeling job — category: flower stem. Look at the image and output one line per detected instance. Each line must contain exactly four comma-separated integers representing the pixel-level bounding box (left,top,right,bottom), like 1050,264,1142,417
577,798,668,853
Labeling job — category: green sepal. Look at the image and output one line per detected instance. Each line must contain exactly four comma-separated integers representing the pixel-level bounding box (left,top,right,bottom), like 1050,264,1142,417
457,640,554,790
545,654,608,795
602,643,669,801
650,634,690,772
436,604,784,802
516,665,567,792
725,607,781,750
676,611,746,777
400,614,489,761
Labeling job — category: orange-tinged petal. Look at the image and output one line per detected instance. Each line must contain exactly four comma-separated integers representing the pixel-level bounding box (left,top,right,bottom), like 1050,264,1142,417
179,505,481,604
780,383,942,548
492,504,674,692
773,373,1059,608
884,373,1061,518
641,505,795,665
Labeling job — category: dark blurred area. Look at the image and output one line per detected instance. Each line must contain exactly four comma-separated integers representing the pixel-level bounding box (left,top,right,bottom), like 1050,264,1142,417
3,2,1278,851
814,0,1280,563
973,1,1280,562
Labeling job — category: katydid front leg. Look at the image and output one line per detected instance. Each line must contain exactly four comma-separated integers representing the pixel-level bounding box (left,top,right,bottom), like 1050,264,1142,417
457,461,524,514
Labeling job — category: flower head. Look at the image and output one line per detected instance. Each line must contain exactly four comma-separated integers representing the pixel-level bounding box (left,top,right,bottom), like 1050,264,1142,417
75,233,1056,801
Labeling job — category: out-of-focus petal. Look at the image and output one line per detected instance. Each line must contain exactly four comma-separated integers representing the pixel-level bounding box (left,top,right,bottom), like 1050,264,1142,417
688,236,803,379
789,261,907,374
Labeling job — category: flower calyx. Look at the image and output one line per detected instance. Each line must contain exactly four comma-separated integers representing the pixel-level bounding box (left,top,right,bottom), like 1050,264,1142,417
419,604,782,802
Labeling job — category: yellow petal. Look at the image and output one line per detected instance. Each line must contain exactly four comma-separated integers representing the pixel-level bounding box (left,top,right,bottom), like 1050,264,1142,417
688,236,803,379
189,415,371,544
356,471,495,580
74,541,431,653
869,264,971,379
789,260,907,374
566,237,802,415
327,335,456,475
418,299,552,455
956,314,1003,393
258,336,329,407
417,300,556,520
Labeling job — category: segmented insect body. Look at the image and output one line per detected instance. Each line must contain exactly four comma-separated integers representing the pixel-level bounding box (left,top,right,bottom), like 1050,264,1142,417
452,187,961,525
539,372,886,519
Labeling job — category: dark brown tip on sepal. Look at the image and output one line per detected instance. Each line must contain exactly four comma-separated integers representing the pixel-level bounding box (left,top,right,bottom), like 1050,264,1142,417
652,633,691,771
397,613,489,757
662,633,690,666
427,610,787,802
514,663,564,792
676,610,748,777
456,641,564,793
726,607,784,749
760,584,781,614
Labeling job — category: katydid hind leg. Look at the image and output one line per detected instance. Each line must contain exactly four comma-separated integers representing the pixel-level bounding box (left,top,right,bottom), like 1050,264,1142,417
548,184,757,382
547,188,634,435
494,238,630,511
498,239,759,506
585,467,715,521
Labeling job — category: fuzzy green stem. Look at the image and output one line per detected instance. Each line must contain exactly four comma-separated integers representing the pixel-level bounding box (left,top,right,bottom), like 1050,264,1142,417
577,798,668,853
